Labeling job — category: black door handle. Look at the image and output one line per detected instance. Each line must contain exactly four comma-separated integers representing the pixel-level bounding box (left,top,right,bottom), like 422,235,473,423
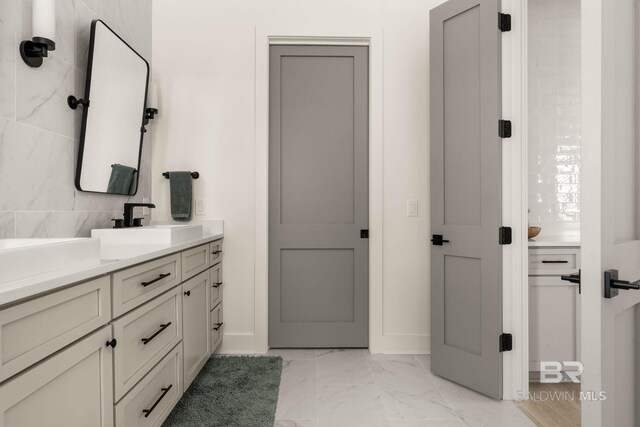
604,269,640,298
212,250,223,255
213,322,224,331
212,282,223,288
184,290,191,296
561,270,581,294
431,234,450,246
543,260,569,264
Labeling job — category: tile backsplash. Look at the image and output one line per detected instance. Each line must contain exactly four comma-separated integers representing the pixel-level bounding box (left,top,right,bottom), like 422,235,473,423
528,0,581,227
0,0,152,238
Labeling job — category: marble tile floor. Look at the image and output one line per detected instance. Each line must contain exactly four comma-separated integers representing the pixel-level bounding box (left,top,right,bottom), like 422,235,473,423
269,349,536,427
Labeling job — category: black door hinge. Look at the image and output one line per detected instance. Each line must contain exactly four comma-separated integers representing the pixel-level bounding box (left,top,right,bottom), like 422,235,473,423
499,333,513,352
499,120,512,138
498,13,511,32
499,227,512,245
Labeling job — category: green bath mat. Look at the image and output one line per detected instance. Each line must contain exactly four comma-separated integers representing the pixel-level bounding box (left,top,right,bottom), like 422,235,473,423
163,356,283,427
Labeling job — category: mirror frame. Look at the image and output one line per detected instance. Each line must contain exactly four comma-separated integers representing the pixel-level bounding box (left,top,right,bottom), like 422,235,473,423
74,19,150,196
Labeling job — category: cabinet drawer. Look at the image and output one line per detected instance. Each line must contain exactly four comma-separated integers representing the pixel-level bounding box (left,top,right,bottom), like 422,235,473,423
209,239,224,265
112,254,181,318
210,263,223,310
528,248,580,275
0,276,110,382
115,344,183,427
210,304,223,353
181,244,210,281
113,287,182,400
0,326,114,427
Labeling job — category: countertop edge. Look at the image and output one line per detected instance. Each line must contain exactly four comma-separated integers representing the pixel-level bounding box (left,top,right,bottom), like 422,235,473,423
0,233,224,308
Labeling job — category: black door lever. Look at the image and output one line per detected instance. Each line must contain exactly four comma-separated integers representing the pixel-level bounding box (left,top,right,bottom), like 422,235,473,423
604,269,640,298
561,269,581,294
431,234,450,246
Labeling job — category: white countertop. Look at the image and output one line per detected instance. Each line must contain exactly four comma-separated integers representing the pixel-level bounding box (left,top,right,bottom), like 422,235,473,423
0,233,223,308
528,235,581,247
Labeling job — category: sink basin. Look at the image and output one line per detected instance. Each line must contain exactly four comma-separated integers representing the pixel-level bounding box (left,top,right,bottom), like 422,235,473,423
0,238,101,283
91,224,203,246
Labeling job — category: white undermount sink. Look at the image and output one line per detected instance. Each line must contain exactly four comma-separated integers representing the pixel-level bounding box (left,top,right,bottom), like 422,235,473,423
91,224,203,246
0,238,101,283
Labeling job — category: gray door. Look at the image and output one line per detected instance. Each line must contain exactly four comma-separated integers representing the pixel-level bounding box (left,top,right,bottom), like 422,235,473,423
269,45,369,348
430,0,503,399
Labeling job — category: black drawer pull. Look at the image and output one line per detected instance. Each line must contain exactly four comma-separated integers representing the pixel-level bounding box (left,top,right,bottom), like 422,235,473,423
142,384,173,418
141,322,172,345
541,260,569,264
212,250,223,255
213,322,223,331
141,273,171,287
184,290,191,296
212,282,223,288
105,338,117,348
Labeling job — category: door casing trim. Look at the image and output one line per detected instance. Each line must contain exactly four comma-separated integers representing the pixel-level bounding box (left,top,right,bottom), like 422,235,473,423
502,0,529,400
254,26,389,354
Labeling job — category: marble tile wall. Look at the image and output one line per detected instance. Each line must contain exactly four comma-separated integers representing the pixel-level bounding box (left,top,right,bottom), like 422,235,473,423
528,0,581,226
0,0,153,238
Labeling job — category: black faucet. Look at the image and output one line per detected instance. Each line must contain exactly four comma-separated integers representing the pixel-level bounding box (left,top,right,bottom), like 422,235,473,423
123,203,156,228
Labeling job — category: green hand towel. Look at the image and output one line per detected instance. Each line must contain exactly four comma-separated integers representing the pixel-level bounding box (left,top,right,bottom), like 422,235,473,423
107,164,136,195
168,171,193,221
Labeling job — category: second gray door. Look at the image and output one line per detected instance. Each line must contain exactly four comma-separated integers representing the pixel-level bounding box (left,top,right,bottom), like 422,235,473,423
269,45,369,348
430,0,503,399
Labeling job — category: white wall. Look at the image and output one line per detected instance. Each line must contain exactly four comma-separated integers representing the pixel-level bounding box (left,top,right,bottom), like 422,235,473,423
527,0,581,235
152,0,440,353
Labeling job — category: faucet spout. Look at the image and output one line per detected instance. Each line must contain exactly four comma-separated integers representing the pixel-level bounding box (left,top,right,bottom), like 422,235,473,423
123,203,156,228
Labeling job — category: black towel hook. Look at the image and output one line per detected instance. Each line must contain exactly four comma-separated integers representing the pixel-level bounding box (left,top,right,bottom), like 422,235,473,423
163,171,199,179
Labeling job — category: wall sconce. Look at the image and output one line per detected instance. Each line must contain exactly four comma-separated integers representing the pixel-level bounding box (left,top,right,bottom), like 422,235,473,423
20,0,56,68
145,81,159,122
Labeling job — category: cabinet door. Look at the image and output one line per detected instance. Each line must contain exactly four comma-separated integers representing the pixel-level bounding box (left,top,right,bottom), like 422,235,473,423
182,270,210,391
0,326,114,427
529,276,579,370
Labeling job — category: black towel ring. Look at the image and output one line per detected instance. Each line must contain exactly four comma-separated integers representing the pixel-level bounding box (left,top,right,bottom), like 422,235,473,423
162,171,199,179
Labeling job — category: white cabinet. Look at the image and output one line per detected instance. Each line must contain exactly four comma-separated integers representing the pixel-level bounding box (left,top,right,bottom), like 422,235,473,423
0,276,110,382
0,326,114,427
115,344,183,427
210,303,224,353
112,287,182,400
181,244,210,281
528,246,580,372
182,271,211,391
0,236,224,427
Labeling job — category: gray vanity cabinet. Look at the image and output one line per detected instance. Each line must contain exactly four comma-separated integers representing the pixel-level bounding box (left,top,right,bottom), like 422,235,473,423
0,326,114,427
182,270,211,391
0,236,224,427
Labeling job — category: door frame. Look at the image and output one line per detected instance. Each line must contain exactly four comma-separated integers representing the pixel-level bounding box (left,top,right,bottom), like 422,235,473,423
254,25,384,354
501,0,529,400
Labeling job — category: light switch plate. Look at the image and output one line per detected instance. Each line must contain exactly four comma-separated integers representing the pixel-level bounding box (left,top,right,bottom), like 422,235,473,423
407,199,418,217
196,199,206,216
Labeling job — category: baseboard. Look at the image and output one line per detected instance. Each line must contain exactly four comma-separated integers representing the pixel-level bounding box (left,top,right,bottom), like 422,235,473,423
369,334,430,354
216,333,430,355
216,333,267,354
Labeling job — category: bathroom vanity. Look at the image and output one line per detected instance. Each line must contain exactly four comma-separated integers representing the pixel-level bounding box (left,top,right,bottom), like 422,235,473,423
0,230,224,427
528,237,581,376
